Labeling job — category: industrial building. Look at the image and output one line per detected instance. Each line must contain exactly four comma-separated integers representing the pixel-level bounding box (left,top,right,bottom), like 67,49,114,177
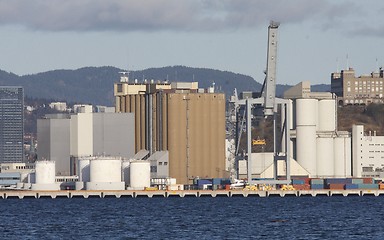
37,114,71,175
284,81,352,178
352,125,384,178
0,86,24,163
331,67,384,105
37,112,135,175
114,74,226,184
229,81,353,180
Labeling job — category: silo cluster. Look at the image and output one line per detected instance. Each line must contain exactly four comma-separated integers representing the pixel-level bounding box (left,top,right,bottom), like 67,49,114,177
76,156,151,190
295,98,351,178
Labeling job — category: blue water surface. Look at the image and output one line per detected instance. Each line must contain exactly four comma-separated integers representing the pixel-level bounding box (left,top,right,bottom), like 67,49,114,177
1,196,384,239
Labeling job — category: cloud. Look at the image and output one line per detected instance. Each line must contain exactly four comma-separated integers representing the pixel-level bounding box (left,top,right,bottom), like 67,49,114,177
0,0,368,32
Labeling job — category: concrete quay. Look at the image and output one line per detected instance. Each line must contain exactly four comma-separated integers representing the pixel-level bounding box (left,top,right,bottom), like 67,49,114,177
2,189,384,199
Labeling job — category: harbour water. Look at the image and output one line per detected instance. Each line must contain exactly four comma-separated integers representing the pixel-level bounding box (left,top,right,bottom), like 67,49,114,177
1,197,384,239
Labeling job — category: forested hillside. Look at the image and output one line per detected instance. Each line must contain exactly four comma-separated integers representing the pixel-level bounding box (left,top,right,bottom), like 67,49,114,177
1,66,329,106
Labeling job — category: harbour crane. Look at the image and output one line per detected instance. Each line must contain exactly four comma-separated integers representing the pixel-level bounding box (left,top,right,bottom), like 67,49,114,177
229,21,291,185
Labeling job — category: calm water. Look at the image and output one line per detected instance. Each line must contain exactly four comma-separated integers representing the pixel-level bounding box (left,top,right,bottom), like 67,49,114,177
1,196,384,239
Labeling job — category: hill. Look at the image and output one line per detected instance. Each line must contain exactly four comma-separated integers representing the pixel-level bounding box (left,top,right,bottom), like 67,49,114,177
0,66,329,106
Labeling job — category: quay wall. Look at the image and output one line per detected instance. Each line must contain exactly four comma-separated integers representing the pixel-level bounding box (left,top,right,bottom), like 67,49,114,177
1,189,384,199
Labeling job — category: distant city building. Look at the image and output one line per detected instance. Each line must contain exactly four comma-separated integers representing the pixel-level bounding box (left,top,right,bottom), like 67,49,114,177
73,104,93,113
0,86,24,163
95,105,115,113
114,75,226,184
49,102,67,112
331,67,384,105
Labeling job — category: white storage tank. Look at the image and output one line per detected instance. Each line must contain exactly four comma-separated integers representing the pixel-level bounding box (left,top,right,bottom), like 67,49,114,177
78,158,90,182
121,160,131,185
316,137,334,177
130,160,150,189
35,160,56,184
318,99,336,132
89,157,122,183
296,99,318,127
296,126,317,176
334,137,352,178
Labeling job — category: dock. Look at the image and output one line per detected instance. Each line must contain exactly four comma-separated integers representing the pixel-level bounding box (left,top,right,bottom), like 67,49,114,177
1,189,384,199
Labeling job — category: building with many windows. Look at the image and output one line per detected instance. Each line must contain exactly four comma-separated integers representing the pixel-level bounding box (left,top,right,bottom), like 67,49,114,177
331,67,384,105
352,125,384,178
0,86,24,163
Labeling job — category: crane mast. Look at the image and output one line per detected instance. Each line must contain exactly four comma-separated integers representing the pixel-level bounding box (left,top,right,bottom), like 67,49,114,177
229,21,291,186
263,21,279,116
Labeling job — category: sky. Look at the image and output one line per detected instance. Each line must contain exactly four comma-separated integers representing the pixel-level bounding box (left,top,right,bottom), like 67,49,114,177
0,0,384,85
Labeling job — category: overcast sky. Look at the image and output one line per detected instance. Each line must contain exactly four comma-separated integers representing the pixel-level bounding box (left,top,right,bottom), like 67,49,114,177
1,0,384,85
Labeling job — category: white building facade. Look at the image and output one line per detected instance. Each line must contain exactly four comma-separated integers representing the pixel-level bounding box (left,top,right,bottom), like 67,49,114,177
352,125,384,178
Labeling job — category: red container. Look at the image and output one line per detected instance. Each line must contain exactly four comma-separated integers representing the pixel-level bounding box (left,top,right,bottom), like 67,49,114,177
293,184,310,190
225,184,231,191
363,178,373,184
328,183,345,190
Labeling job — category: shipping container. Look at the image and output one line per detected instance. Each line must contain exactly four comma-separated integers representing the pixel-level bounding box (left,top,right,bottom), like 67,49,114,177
351,178,364,184
324,178,351,185
292,179,305,185
379,184,384,190
344,184,359,190
310,179,324,185
327,183,345,190
363,178,374,184
310,184,324,190
293,184,310,190
358,184,378,189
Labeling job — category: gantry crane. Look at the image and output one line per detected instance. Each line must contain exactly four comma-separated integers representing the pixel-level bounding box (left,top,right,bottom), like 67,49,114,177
229,21,291,185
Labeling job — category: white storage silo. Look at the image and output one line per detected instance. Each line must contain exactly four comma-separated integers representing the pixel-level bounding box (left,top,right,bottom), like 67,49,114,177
334,137,352,178
318,99,336,132
89,157,122,183
78,158,90,182
316,137,334,177
296,126,317,176
295,99,318,176
121,160,131,185
35,160,56,184
130,161,150,189
296,99,318,126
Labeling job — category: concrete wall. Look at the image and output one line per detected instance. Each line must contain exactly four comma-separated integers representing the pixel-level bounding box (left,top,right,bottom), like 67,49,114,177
92,113,134,158
37,117,71,176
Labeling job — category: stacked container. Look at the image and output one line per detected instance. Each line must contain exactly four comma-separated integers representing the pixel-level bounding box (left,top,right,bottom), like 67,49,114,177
310,179,324,190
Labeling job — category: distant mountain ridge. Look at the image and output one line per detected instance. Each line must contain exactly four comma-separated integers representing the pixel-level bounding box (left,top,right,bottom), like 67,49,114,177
0,66,330,106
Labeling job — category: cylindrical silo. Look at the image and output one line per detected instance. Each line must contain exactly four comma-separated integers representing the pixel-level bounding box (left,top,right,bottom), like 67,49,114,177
296,99,318,126
318,99,336,132
334,137,345,177
295,99,318,176
89,157,122,183
35,160,56,184
296,126,317,176
130,160,150,189
316,137,334,177
334,137,352,178
78,158,90,182
121,160,131,185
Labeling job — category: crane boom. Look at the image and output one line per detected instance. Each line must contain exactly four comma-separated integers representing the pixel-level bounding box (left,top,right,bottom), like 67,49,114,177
263,21,279,116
